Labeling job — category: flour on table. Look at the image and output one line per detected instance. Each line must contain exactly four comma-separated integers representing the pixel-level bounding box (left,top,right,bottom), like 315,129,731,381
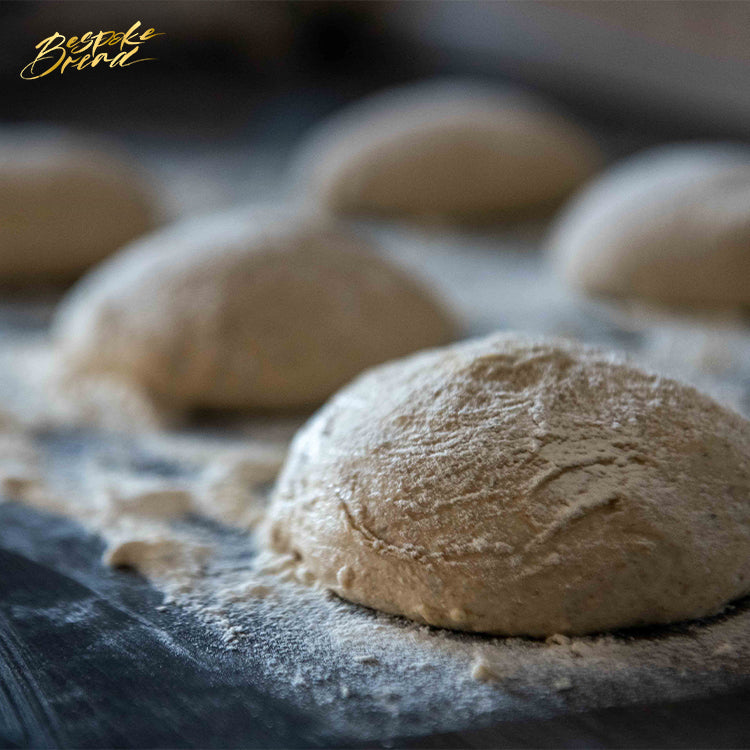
5,410,750,742
0,336,175,433
193,444,286,529
0,417,44,502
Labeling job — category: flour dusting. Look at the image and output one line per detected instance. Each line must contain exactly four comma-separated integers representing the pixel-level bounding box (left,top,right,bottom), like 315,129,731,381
3,414,750,742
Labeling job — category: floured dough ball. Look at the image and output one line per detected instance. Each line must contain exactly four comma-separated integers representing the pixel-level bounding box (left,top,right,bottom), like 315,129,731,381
0,127,159,282
53,208,456,411
291,81,602,222
266,333,750,636
549,145,750,308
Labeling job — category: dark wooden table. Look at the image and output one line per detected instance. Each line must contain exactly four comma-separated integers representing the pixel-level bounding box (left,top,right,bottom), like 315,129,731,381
2,502,749,749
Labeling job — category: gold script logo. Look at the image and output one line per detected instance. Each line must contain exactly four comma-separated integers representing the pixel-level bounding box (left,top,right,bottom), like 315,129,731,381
21,21,163,80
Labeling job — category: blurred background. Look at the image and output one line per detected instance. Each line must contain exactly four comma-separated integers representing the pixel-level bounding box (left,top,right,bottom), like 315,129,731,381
8,1,750,136
2,1,750,414
5,0,750,213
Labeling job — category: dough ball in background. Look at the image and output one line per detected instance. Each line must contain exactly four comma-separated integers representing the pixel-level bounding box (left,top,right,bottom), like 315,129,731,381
53,207,456,412
0,127,161,283
290,80,603,223
266,332,750,637
548,145,750,310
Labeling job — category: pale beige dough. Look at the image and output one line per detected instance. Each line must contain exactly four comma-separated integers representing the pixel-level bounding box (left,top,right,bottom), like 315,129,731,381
291,81,602,222
0,128,159,282
266,332,750,636
53,207,456,411
548,145,750,309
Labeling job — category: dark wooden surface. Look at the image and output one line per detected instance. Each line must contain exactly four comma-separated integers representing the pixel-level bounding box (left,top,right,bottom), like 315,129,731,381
1,501,749,749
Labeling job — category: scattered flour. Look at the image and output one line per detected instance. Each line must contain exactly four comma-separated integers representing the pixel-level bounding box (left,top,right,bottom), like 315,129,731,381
0,417,44,502
3,419,750,742
193,445,286,529
0,336,175,433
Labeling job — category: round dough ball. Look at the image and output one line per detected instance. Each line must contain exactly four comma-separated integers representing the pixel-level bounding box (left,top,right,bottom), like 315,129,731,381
291,81,602,222
53,208,456,411
0,128,159,282
266,333,750,636
549,145,750,308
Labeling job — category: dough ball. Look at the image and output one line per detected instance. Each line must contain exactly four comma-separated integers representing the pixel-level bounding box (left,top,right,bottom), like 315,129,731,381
549,145,750,309
0,128,159,282
291,81,602,222
53,208,456,411
266,333,750,636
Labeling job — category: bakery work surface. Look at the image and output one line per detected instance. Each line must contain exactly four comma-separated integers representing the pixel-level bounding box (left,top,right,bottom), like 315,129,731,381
2,502,750,749
1,215,749,747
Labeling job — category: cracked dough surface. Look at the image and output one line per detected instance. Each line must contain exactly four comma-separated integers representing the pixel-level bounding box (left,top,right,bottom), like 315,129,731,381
53,207,456,411
266,332,750,636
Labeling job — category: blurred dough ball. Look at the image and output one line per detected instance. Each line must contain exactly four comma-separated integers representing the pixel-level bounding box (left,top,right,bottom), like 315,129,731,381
0,128,159,282
549,145,750,309
291,80,602,222
53,207,456,411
